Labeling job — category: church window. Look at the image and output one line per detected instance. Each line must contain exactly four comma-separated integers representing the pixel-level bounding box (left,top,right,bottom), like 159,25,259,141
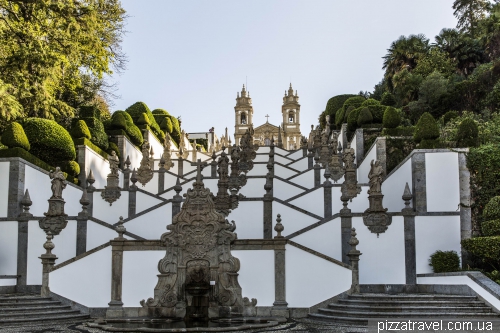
264,138,271,146
241,113,247,125
289,112,294,123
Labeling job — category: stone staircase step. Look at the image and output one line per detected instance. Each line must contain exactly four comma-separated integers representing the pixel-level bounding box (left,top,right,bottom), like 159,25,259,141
348,294,478,302
0,308,81,318
0,305,71,313
338,299,487,307
0,300,61,307
309,313,368,326
316,308,499,319
0,296,53,303
326,304,492,313
0,313,90,325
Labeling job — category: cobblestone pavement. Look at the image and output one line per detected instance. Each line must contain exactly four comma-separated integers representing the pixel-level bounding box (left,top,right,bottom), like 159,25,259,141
0,318,367,333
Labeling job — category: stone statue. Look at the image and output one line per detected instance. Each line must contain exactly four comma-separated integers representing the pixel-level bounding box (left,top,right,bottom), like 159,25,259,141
343,143,355,170
368,160,383,194
136,140,154,186
49,167,67,199
109,151,119,176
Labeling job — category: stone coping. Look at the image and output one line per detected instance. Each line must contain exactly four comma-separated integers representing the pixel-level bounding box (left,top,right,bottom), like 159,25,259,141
108,239,288,251
288,240,351,269
417,271,500,301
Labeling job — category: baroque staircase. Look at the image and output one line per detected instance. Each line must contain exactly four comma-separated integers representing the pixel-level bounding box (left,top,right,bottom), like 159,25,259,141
0,293,89,326
309,293,500,326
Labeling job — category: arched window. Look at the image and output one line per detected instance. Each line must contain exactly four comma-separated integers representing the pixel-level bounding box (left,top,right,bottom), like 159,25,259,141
264,138,271,146
241,113,247,125
289,112,294,123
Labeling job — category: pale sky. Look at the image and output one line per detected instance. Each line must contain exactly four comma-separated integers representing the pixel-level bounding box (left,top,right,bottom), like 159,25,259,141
111,0,457,138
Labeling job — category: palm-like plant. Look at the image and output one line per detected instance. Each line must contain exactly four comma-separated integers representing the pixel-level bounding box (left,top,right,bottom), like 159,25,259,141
383,34,430,90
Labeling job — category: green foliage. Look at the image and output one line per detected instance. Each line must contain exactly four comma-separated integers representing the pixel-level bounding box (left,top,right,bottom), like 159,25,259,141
386,137,417,174
137,112,151,126
462,236,500,261
107,142,120,159
413,48,457,78
73,137,108,160
22,118,76,164
0,0,126,119
368,104,386,123
335,107,346,127
484,196,500,220
125,102,163,140
0,79,23,122
380,92,397,106
357,107,373,126
324,95,357,128
453,0,490,36
1,122,30,151
79,106,101,119
383,107,401,128
343,106,356,123
160,117,173,133
382,126,416,137
109,111,143,147
343,96,366,110
110,112,127,130
419,139,440,149
71,120,91,140
456,118,479,147
78,106,109,151
167,115,181,144
60,160,80,177
443,111,459,125
361,99,380,107
429,250,461,273
347,107,362,132
414,112,440,142
408,71,450,122
482,219,500,237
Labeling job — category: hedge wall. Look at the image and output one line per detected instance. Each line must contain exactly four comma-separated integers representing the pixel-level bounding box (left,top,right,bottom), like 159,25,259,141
125,102,164,142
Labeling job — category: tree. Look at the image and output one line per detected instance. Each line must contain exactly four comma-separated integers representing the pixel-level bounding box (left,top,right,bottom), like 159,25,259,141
0,0,127,120
383,34,430,90
453,0,490,37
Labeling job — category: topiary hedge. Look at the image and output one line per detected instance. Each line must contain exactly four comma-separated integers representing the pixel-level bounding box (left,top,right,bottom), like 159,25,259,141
78,106,109,151
325,95,357,129
343,96,366,110
380,91,397,107
60,160,80,176
109,111,143,147
462,236,500,262
368,104,386,123
456,118,479,148
71,120,92,140
484,196,500,221
107,142,120,158
443,110,459,125
137,112,151,126
1,122,30,151
382,126,415,137
414,112,440,143
429,250,460,273
347,107,362,132
383,107,401,129
357,107,373,126
361,99,380,107
125,102,163,141
110,112,127,130
482,219,500,237
22,118,76,164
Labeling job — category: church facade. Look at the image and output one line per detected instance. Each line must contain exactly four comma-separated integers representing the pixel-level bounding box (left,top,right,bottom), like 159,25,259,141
233,84,302,150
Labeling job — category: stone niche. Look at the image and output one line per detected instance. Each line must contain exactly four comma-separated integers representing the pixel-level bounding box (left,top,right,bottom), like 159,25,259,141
139,172,244,320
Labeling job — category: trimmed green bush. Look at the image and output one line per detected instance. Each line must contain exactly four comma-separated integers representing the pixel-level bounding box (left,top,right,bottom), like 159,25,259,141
380,92,397,107
347,107,362,132
109,111,143,147
167,115,181,144
456,118,479,148
357,107,373,126
382,126,415,136
414,112,440,142
419,139,439,149
429,250,460,273
137,112,151,126
74,137,108,160
343,106,356,123
368,104,386,123
343,96,366,110
462,236,500,261
484,196,500,220
60,160,80,176
443,110,459,125
383,107,401,129
361,98,380,107
152,108,170,125
334,107,345,127
482,219,500,237
325,95,357,129
79,106,109,151
110,112,127,130
125,102,162,140
79,105,101,119
22,118,76,164
107,142,120,158
71,120,91,140
160,117,173,133
1,122,30,151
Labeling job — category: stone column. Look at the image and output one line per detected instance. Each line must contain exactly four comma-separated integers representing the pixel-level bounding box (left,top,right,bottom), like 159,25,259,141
86,170,95,217
8,159,25,218
314,151,321,187
340,198,352,265
178,157,184,177
107,219,126,318
40,232,57,297
341,123,348,150
355,128,364,167
158,166,165,193
128,169,138,217
458,152,472,263
211,151,217,178
347,228,361,294
17,189,32,287
271,215,289,318
115,135,127,169
323,164,332,218
172,178,183,217
307,147,314,169
375,137,387,177
402,183,417,286
76,188,90,256
263,174,274,239
76,145,87,187
411,152,427,213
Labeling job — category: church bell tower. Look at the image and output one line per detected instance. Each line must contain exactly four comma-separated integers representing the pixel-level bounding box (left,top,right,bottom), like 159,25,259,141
281,83,301,150
234,84,253,145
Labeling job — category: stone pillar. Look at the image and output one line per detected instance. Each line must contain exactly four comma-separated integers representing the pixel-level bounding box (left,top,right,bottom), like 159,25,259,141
39,232,57,297
355,128,364,167
76,145,87,187
86,170,95,217
17,189,32,287
323,164,332,218
402,183,417,286
307,147,314,169
347,228,361,294
115,135,127,169
411,152,427,213
122,156,131,190
8,159,25,218
107,219,126,318
272,215,289,318
263,173,273,239
178,157,184,177
375,137,387,177
458,152,473,263
340,199,352,265
314,151,321,187
211,151,217,178
158,167,165,193
341,123,348,150
76,188,90,256
172,178,183,217
128,169,138,217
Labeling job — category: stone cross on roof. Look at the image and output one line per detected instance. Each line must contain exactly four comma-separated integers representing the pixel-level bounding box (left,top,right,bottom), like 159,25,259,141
190,159,208,183
265,114,270,122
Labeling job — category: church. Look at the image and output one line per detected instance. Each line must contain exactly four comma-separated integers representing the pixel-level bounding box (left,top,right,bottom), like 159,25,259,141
233,84,302,149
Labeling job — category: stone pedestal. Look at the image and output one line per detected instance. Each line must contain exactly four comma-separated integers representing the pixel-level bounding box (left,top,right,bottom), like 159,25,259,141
39,198,68,235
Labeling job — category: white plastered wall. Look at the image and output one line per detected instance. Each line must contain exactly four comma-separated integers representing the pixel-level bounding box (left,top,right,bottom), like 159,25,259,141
289,188,323,217
357,145,377,184
272,202,319,236
87,221,116,250
415,215,461,274
382,159,412,212
331,186,369,214
122,251,165,306
147,130,164,159
124,137,142,170
287,158,308,172
291,218,342,260
51,246,111,307
239,178,266,198
288,170,313,188
286,245,351,307
138,173,159,194
273,179,303,201
274,155,291,165
426,152,460,212
27,220,77,285
246,164,268,176
136,191,163,213
84,146,119,189
24,165,52,217
93,191,129,223
287,150,303,161
125,203,172,240
0,162,9,217
353,216,405,284
274,164,297,179
0,221,18,277
254,155,269,163
227,201,264,239
232,250,275,306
